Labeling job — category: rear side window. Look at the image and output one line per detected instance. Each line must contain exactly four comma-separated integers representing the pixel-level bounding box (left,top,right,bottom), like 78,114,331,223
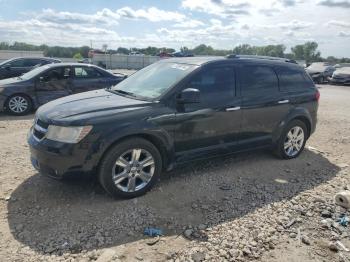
240,66,278,96
23,59,43,67
74,67,102,78
276,67,313,91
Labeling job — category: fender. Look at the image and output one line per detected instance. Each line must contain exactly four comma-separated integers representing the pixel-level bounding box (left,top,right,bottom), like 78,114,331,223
271,106,313,144
88,113,176,171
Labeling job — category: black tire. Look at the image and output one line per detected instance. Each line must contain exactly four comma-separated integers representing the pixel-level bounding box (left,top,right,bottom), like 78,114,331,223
5,94,33,115
274,120,307,159
98,138,162,198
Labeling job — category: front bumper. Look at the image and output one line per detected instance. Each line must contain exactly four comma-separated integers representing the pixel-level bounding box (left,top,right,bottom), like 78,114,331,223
329,77,350,85
28,127,98,178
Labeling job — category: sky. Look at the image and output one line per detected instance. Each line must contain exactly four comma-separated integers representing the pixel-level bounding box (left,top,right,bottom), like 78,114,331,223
0,0,349,57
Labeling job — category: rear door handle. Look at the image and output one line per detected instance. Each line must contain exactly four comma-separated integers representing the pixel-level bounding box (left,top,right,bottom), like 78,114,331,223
278,99,289,104
226,106,241,111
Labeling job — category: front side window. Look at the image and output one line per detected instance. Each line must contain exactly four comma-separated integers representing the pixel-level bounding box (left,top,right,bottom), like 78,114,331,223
187,66,235,106
240,66,278,96
41,67,71,82
112,62,198,99
9,59,25,67
74,67,102,78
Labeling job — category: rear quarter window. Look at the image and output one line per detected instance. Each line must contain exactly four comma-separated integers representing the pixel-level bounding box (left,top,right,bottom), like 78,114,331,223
276,67,313,92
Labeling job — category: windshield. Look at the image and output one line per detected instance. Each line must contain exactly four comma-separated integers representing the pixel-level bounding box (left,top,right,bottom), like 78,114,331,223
19,65,50,80
111,62,198,99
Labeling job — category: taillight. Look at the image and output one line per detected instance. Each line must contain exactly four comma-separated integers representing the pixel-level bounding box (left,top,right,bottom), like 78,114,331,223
315,89,320,102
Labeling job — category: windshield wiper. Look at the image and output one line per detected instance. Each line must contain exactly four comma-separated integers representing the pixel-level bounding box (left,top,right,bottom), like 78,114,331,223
109,89,136,97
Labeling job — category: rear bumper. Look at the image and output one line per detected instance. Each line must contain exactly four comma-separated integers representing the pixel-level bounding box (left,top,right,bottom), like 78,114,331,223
28,128,98,178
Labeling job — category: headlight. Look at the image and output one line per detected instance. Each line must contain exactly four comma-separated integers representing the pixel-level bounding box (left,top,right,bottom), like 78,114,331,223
46,125,92,143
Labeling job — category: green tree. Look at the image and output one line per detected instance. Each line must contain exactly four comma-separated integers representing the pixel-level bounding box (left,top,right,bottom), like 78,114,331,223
73,53,83,60
291,41,321,63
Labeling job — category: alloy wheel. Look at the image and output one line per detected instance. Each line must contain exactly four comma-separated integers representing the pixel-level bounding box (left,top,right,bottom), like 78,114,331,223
284,126,305,157
8,96,28,114
112,148,155,192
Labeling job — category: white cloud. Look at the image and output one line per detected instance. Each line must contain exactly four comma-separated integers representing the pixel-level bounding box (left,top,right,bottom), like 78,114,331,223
181,0,251,19
116,7,186,22
37,8,120,25
338,31,350,37
277,20,313,30
260,20,313,31
326,20,350,28
173,19,205,28
318,0,350,8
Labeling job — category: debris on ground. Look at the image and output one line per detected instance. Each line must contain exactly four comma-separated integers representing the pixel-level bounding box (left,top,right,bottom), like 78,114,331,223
335,191,350,209
143,227,163,237
337,214,349,227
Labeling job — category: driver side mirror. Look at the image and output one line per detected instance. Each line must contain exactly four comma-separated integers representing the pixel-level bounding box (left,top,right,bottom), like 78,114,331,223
177,88,200,104
39,76,48,83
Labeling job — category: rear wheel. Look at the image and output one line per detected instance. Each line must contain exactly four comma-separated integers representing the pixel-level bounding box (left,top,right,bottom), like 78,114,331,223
6,94,32,115
98,138,162,198
275,120,307,159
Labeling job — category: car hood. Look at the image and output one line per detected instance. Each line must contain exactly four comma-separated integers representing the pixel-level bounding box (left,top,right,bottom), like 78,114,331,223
0,77,27,86
333,67,350,77
37,89,153,124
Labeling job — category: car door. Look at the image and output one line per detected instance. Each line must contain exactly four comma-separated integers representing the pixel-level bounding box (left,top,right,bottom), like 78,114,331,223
35,66,72,105
238,64,291,148
71,66,107,93
174,65,241,161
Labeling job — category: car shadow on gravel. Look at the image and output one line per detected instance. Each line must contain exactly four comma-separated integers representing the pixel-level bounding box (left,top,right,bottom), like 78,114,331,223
0,112,34,121
7,148,340,255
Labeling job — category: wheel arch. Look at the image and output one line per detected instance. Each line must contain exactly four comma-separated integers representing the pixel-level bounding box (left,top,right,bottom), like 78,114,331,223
273,109,313,143
292,115,311,138
96,132,173,174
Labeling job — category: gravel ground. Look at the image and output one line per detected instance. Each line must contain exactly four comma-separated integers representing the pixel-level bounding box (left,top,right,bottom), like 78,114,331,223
0,84,349,262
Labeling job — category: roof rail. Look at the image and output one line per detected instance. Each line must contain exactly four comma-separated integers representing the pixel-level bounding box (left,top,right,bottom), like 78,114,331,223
226,54,297,64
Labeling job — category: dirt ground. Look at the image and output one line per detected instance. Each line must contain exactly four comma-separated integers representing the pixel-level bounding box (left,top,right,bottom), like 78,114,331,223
0,84,349,262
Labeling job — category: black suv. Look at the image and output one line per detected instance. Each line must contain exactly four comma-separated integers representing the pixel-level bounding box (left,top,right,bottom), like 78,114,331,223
0,57,61,80
28,56,319,198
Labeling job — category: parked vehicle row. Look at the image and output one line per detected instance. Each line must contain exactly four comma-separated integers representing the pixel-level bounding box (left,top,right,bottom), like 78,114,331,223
0,57,61,80
305,62,336,84
329,66,350,85
305,62,350,85
27,55,319,198
0,63,126,115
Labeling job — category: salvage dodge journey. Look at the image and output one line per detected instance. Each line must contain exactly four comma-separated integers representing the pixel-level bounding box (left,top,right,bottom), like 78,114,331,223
28,55,319,198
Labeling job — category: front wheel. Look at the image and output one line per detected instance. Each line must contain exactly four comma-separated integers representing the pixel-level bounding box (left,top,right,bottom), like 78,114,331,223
275,120,307,159
98,138,162,198
6,94,32,115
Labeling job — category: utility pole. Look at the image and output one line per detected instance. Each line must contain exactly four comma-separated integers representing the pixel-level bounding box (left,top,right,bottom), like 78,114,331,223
103,44,108,69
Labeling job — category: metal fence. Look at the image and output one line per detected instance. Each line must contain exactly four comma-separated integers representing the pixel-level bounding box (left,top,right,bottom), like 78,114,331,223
0,50,160,70
91,54,160,70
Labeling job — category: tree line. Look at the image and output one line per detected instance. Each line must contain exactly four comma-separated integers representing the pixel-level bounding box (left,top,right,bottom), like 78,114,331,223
0,41,349,64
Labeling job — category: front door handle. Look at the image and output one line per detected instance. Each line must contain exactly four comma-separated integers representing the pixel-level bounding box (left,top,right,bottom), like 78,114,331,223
226,106,241,111
278,99,289,104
